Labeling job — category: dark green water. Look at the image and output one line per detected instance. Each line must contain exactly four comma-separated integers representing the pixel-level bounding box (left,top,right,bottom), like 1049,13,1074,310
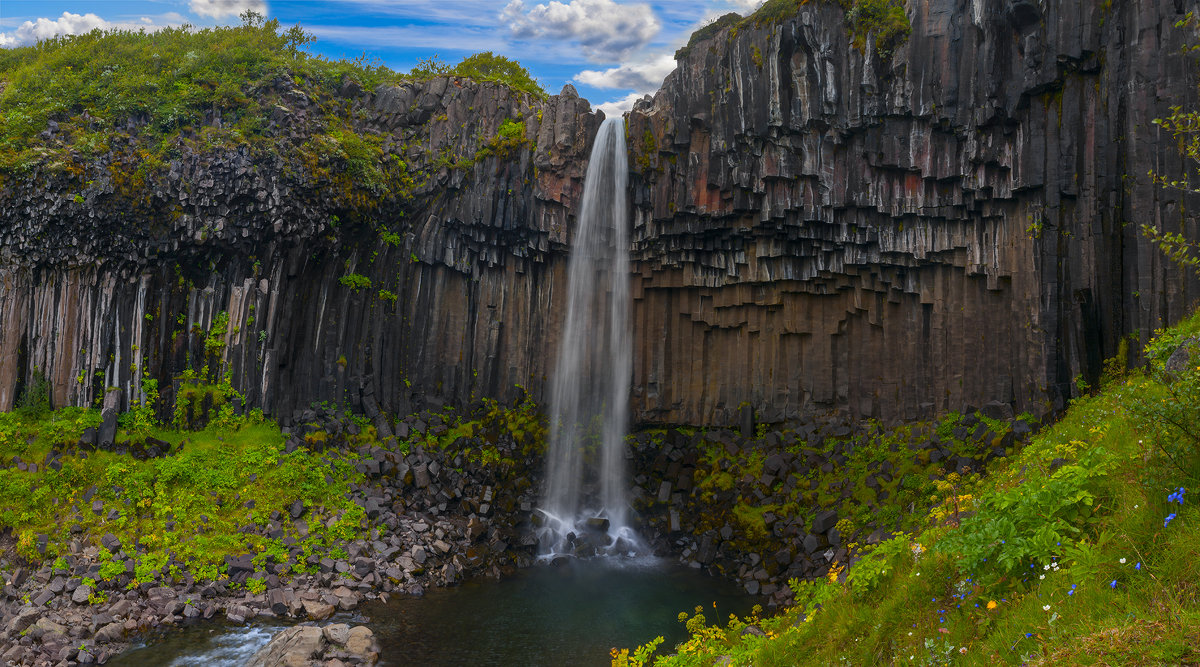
112,558,751,666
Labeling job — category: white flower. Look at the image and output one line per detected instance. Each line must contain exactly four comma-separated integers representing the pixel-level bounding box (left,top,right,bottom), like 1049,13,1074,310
1119,558,1126,564
1039,574,1045,580
1043,604,1051,611
1044,564,1051,570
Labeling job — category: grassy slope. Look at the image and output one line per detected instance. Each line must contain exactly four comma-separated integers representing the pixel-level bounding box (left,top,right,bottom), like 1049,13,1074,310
0,387,545,595
0,411,367,586
616,309,1200,666
0,19,543,177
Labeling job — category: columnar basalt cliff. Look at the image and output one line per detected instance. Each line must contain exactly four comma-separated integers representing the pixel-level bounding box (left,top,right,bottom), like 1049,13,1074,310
0,78,600,421
627,0,1200,423
2,0,1200,427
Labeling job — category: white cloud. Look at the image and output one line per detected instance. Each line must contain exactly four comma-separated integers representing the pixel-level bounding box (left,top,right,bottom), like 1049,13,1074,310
189,0,268,20
574,52,674,91
0,12,111,47
726,0,766,12
596,91,646,116
501,0,660,62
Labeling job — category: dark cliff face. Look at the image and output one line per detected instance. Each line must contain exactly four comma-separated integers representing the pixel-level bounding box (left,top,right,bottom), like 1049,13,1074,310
0,77,601,420
2,0,1200,427
626,0,1200,424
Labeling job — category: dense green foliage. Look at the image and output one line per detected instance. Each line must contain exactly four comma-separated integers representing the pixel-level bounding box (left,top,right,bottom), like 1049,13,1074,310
0,410,364,585
0,382,548,594
0,15,543,177
409,51,546,99
616,309,1200,666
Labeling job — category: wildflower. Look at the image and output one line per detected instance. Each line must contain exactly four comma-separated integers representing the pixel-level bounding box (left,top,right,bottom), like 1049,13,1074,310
959,647,968,654
1025,633,1033,638
1110,580,1117,589
1039,574,1045,580
987,600,997,610
1044,564,1050,571
1135,562,1142,571
1119,558,1126,564
1165,513,1177,527
1043,604,1051,611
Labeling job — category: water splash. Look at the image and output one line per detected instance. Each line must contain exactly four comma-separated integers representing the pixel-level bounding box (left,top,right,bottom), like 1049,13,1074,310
539,117,641,559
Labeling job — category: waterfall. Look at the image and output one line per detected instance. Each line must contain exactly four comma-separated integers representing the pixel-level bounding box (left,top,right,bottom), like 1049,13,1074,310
538,117,640,558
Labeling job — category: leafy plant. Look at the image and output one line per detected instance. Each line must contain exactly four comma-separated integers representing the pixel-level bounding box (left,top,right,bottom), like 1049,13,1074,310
339,273,372,291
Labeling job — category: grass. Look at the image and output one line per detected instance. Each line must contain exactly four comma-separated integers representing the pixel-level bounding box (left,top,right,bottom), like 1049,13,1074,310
615,308,1200,666
0,15,543,177
0,409,365,586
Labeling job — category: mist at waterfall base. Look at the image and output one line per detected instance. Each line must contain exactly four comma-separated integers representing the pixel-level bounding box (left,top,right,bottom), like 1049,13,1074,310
538,116,641,558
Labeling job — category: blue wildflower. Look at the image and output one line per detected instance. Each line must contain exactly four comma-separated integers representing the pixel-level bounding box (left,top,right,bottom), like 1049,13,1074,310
1135,562,1141,571
1165,513,1177,528
1110,580,1117,589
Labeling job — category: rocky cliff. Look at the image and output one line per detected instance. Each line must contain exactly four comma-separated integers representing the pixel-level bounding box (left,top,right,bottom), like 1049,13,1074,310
626,0,1200,423
0,75,601,422
2,0,1200,426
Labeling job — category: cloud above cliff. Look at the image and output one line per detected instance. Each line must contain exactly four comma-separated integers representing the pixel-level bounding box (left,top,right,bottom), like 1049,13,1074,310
0,12,113,47
725,0,765,12
574,53,674,91
596,91,649,116
0,10,194,47
501,0,661,62
190,0,269,19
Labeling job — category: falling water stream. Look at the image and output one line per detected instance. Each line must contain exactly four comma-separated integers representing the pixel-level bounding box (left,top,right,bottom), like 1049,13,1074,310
538,117,641,557
115,117,752,665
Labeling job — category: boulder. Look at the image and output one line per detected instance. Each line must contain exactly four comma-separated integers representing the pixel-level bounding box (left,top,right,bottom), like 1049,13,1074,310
246,625,326,667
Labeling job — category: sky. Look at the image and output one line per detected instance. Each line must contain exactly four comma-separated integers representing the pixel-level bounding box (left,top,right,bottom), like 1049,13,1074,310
0,0,766,115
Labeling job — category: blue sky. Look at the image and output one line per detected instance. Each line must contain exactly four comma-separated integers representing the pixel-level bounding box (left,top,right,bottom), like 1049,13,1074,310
0,0,765,114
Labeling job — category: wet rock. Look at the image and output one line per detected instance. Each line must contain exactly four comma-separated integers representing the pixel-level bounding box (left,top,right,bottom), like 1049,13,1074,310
246,625,326,667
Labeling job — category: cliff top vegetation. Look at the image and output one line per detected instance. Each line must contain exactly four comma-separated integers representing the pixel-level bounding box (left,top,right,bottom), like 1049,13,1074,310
675,0,910,60
0,12,544,174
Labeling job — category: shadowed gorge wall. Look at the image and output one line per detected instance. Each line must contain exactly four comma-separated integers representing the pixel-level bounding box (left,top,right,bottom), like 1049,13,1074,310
626,0,1200,423
2,0,1200,426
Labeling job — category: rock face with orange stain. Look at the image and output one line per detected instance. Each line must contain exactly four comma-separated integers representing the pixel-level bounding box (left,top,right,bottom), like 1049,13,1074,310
2,0,1200,427
625,0,1200,424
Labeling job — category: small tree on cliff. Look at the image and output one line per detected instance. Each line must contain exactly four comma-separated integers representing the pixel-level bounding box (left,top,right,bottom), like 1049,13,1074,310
1147,13,1200,276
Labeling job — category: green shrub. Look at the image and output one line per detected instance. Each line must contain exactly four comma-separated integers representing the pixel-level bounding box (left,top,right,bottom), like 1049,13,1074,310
410,51,545,99
338,273,372,291
15,370,51,420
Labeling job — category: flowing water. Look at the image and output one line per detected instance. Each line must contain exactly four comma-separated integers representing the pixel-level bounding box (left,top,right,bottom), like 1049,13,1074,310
114,559,751,666
111,118,742,667
539,117,638,557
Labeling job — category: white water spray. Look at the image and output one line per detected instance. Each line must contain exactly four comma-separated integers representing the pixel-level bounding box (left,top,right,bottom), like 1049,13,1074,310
538,117,641,558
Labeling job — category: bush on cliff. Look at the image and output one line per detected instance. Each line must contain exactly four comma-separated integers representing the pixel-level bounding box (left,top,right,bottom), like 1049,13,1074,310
0,14,543,176
411,51,546,100
615,308,1200,666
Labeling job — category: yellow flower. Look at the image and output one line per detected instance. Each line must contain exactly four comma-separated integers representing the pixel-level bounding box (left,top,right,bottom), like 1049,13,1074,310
987,600,998,610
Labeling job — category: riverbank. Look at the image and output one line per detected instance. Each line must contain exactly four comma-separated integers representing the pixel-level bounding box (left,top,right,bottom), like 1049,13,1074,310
0,397,547,665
